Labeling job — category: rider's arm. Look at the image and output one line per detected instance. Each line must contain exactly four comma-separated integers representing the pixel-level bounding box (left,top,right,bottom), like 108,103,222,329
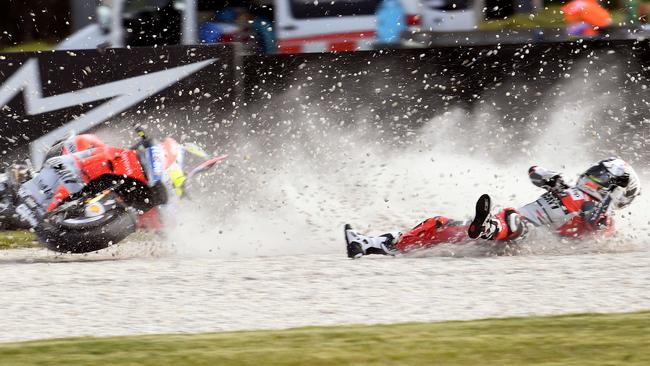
529,166,568,192
580,194,613,230
130,125,155,151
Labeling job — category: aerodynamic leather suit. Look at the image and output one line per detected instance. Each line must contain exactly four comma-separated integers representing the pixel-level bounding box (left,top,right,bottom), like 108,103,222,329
345,158,641,257
487,159,641,242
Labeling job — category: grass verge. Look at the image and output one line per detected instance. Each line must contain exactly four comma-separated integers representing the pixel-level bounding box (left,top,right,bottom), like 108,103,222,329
0,230,38,250
0,311,648,366
0,41,54,53
480,6,628,30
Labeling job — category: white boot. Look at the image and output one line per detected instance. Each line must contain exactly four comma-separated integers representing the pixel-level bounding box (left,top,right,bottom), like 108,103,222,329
344,224,400,259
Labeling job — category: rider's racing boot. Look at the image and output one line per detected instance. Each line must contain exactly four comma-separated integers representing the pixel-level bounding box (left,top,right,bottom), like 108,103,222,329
468,194,528,241
344,224,400,259
468,194,495,239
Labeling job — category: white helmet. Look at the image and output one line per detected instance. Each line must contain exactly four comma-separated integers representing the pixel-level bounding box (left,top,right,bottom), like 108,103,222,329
575,158,641,208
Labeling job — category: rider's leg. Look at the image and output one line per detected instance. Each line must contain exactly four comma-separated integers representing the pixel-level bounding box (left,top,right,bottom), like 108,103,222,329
477,208,528,241
395,216,467,252
468,194,528,241
345,216,468,258
345,224,401,258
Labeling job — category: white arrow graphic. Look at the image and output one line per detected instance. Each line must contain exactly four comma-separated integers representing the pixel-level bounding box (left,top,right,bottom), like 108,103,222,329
0,57,216,166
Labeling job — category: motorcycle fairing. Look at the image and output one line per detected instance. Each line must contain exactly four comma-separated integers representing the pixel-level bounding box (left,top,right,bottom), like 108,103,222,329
21,147,149,215
76,147,147,185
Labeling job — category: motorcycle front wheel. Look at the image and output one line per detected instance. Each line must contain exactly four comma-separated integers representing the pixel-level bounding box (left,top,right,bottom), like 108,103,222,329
36,200,137,253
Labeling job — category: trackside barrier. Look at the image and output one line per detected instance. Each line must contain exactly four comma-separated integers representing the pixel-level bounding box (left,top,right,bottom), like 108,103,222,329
1,39,649,164
241,39,650,160
0,45,236,164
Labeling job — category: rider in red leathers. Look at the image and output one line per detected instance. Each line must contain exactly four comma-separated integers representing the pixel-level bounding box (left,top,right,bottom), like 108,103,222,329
345,158,641,258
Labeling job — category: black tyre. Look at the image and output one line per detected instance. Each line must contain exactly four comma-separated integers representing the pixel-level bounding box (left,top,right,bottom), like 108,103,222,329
36,206,136,253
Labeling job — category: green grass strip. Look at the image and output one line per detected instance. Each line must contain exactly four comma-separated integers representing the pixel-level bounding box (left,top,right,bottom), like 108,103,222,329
0,41,54,53
0,311,648,366
0,230,38,250
479,6,629,30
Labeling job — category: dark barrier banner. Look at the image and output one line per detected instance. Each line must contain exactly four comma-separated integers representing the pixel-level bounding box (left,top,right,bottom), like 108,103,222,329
0,45,236,166
1,40,649,166
242,39,650,162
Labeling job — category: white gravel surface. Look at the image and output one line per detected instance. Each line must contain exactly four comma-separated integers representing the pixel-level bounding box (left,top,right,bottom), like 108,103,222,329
1,243,649,343
3,65,650,344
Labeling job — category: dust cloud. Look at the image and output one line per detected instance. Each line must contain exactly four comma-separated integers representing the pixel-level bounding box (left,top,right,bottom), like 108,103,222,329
162,60,649,258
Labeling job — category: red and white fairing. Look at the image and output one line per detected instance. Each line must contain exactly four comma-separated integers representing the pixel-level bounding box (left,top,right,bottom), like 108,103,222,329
18,133,226,233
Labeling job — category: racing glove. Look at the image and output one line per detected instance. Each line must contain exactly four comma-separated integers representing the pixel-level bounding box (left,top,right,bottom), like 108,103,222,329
529,166,568,192
580,197,612,230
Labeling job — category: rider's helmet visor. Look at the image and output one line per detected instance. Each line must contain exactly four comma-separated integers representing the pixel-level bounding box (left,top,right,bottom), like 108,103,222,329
585,164,615,189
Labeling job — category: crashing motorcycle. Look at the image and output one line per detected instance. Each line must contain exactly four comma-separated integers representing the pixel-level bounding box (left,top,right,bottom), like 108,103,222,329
14,129,226,253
